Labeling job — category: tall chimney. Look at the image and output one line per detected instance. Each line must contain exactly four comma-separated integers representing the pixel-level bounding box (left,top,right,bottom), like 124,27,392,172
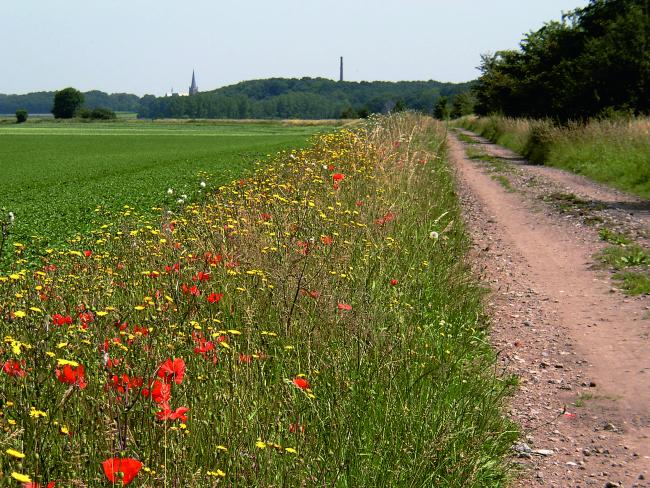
339,56,343,82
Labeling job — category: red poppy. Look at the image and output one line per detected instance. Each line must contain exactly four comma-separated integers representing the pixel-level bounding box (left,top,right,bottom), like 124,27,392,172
142,380,171,404
308,290,320,299
292,377,310,389
204,252,222,265
390,279,398,286
3,359,26,377
22,482,56,488
332,173,345,182
83,250,92,258
192,271,211,281
259,212,272,221
375,211,396,226
155,405,189,422
320,235,333,245
101,458,142,486
327,164,335,171
133,325,149,336
110,374,143,395
193,340,215,355
55,364,87,389
164,262,181,273
52,313,72,326
78,311,94,326
157,358,186,385
207,292,224,304
296,241,310,256
181,284,200,296
238,353,252,364
355,200,364,207
337,302,352,311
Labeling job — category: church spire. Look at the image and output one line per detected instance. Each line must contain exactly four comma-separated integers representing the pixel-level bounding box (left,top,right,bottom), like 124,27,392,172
189,70,198,95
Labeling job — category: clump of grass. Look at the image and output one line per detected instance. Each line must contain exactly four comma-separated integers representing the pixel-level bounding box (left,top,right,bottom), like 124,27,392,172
455,131,477,144
541,192,606,213
465,148,513,173
0,114,518,487
599,228,631,245
613,271,650,295
492,175,515,192
574,392,594,407
598,245,649,270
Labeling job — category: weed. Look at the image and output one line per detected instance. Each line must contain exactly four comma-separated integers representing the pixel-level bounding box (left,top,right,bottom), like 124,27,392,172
612,271,650,295
599,228,631,245
541,192,606,213
598,245,650,270
574,393,594,407
456,132,477,144
492,175,515,192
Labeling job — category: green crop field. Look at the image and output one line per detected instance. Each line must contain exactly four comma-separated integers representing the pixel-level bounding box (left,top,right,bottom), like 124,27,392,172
0,121,327,266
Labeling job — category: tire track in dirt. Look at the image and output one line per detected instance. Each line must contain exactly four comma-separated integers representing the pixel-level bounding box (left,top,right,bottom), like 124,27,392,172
449,132,650,487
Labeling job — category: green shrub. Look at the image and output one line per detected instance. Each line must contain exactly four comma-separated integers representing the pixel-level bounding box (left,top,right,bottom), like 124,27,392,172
15,109,28,123
523,121,555,165
76,108,92,119
90,107,117,120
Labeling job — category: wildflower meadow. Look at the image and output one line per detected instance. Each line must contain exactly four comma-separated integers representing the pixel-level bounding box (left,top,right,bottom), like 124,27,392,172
0,114,516,487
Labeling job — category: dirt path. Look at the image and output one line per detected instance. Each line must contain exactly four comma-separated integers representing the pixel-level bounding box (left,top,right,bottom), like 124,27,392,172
449,131,650,487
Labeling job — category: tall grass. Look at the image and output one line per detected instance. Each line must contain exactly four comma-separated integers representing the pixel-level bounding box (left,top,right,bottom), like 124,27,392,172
458,115,650,199
0,114,517,487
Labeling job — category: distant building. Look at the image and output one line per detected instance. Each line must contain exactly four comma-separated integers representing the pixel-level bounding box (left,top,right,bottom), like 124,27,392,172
189,70,199,95
164,87,188,97
163,72,198,97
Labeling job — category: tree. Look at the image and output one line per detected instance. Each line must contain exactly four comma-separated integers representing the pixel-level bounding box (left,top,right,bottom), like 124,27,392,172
15,109,28,123
451,92,476,118
472,0,650,120
433,96,450,120
52,87,84,119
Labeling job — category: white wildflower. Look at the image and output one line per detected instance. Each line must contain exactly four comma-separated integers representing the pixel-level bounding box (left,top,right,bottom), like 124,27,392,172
8,212,15,223
429,231,439,240
200,181,206,188
167,188,174,195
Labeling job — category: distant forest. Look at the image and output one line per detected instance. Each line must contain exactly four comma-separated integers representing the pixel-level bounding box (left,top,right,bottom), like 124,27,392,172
0,78,473,119
139,78,474,119
474,0,650,120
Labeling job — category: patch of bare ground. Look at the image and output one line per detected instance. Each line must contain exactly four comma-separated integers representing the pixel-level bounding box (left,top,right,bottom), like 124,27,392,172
449,130,650,487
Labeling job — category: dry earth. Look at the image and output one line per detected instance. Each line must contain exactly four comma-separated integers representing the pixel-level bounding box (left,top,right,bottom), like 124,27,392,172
449,130,650,487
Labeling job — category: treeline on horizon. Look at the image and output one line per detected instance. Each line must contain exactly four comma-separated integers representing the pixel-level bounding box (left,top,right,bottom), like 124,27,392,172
0,78,473,119
474,0,649,121
0,91,140,115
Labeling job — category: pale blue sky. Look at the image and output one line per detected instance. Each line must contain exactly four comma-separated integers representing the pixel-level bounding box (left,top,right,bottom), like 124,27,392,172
3,0,588,96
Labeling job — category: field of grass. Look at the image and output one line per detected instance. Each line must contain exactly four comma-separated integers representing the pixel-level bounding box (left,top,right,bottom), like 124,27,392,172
0,121,327,266
457,116,650,199
0,114,517,486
